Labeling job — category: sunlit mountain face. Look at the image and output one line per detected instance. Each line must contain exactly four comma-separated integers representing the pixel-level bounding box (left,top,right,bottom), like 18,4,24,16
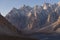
4,2,60,40
5,2,60,34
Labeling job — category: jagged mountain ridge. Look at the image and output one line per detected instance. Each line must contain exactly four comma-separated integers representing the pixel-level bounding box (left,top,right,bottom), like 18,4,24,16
5,2,60,34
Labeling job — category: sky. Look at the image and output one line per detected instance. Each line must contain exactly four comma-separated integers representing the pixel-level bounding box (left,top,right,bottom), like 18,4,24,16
0,0,60,16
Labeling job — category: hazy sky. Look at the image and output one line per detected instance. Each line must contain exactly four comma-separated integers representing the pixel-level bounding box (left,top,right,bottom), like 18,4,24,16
0,0,60,16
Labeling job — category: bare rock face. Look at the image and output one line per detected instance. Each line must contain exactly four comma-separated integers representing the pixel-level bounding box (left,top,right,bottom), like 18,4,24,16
5,2,60,34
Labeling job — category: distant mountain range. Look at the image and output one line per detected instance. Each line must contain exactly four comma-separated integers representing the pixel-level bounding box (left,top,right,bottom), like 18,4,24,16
0,2,60,40
5,2,60,34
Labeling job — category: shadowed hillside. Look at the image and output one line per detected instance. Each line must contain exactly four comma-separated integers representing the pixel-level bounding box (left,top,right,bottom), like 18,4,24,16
0,14,37,40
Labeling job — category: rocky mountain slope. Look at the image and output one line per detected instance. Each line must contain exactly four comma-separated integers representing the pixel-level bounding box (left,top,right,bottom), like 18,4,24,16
5,2,60,34
0,13,38,40
0,14,19,35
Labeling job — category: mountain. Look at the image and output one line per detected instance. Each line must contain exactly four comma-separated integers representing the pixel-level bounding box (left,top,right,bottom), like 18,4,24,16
0,14,20,35
0,14,38,40
5,2,60,34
